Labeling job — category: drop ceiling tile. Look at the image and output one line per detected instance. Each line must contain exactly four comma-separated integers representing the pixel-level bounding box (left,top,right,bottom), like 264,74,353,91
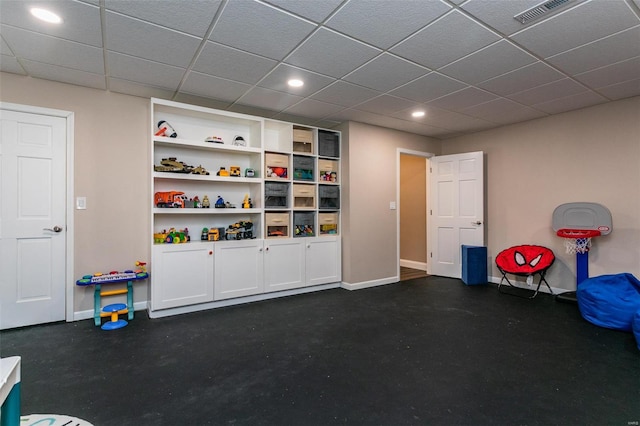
462,98,547,124
427,87,498,111
105,11,201,68
1,36,13,55
391,10,500,69
574,56,640,89
532,91,608,114
547,26,640,75
310,81,380,107
107,52,185,90
262,0,343,23
478,62,565,96
22,59,105,89
595,78,640,100
0,0,103,47
282,98,345,119
389,72,467,103
343,53,428,92
228,103,280,118
173,92,232,111
511,0,640,58
257,64,335,97
193,41,278,85
285,28,381,78
210,1,316,61
109,78,176,100
507,78,588,105
355,95,423,116
105,0,222,37
0,26,104,74
180,71,251,102
236,86,304,112
0,54,26,74
462,0,544,35
271,112,320,126
325,0,450,49
439,40,537,84
418,110,495,133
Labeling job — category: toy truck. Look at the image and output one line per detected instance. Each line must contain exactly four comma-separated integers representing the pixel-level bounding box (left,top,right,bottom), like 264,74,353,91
155,191,186,208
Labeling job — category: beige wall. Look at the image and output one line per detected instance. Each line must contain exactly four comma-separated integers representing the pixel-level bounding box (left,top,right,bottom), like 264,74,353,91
1,73,150,312
337,121,440,286
442,96,640,290
400,154,427,265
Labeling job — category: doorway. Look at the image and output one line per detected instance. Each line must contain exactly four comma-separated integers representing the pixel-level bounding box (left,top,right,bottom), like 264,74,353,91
397,149,432,281
0,103,74,329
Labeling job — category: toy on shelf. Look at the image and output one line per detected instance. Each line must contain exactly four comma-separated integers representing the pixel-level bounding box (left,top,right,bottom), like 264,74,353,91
242,194,253,209
215,196,225,208
201,195,211,208
154,228,190,244
233,136,247,147
321,171,337,182
205,136,224,144
295,225,315,237
230,166,241,177
217,167,230,177
191,166,210,175
267,166,287,179
245,168,256,177
76,263,149,328
225,221,254,240
155,191,186,208
154,157,192,173
155,120,177,138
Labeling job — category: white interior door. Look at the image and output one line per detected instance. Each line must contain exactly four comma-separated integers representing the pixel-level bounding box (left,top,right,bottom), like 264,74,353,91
0,109,67,329
429,152,484,278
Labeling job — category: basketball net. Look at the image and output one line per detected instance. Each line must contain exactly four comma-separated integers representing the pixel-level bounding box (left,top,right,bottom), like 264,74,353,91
564,237,592,255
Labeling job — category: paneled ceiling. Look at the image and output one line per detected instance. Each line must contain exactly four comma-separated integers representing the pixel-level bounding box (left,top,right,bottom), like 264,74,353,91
1,0,639,139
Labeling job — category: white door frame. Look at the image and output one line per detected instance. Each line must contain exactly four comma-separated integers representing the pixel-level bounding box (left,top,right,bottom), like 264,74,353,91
396,148,434,280
1,102,75,322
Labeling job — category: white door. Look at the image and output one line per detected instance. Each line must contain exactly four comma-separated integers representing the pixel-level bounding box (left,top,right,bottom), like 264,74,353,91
0,109,67,329
214,240,264,300
264,239,305,292
429,152,484,278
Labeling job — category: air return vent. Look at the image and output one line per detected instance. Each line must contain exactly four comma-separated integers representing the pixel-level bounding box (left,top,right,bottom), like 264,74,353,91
514,0,574,24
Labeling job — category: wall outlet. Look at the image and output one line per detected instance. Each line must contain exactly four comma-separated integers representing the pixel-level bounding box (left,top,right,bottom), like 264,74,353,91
389,201,397,210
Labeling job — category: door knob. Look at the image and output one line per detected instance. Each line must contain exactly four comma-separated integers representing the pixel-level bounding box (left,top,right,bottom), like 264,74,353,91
43,226,63,232
472,221,482,225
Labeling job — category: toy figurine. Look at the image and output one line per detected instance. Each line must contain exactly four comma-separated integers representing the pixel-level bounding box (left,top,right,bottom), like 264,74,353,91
233,136,247,146
156,120,177,138
217,167,230,177
202,195,210,208
215,196,225,208
205,136,224,144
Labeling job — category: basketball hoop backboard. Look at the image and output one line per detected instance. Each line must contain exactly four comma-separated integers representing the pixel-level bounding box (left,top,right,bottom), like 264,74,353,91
552,202,612,235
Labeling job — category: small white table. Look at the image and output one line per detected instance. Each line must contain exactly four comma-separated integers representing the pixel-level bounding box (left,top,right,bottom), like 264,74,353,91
0,356,21,426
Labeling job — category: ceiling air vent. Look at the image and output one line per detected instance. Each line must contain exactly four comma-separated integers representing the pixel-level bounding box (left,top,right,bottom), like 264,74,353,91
514,0,574,24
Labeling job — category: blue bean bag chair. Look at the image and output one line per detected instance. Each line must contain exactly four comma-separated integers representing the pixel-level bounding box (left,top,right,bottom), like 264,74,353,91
633,309,640,350
576,273,640,332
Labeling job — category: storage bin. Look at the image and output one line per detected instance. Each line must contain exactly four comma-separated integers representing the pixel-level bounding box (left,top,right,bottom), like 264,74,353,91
318,185,340,209
265,182,289,208
461,245,487,285
293,128,313,154
318,159,338,183
265,153,289,179
293,184,316,208
318,130,339,158
293,155,315,181
266,212,290,238
293,211,315,238
319,212,338,235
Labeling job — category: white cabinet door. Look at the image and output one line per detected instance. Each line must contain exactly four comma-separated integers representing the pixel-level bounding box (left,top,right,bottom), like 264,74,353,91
305,237,341,286
214,240,264,300
151,243,214,310
264,239,305,292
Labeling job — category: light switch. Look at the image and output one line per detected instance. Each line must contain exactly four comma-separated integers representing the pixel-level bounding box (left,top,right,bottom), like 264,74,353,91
76,197,87,210
389,201,397,210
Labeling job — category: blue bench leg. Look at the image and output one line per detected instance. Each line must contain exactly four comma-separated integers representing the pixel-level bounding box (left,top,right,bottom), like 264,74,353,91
1,382,21,426
127,280,134,321
93,284,101,326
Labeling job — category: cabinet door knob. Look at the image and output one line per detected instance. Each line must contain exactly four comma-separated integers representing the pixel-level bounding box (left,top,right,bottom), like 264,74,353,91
265,246,269,251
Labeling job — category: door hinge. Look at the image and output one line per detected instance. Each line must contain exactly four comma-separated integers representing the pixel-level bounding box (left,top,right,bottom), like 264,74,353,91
430,209,432,215
430,252,433,258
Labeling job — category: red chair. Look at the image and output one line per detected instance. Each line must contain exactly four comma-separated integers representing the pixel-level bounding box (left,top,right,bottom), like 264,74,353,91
496,245,555,298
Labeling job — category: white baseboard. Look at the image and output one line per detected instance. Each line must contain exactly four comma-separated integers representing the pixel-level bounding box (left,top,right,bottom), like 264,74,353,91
341,276,398,291
400,259,427,271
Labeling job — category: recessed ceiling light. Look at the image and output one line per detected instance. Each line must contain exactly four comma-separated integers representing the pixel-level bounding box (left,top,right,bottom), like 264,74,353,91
411,111,425,118
288,79,304,88
30,7,62,24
